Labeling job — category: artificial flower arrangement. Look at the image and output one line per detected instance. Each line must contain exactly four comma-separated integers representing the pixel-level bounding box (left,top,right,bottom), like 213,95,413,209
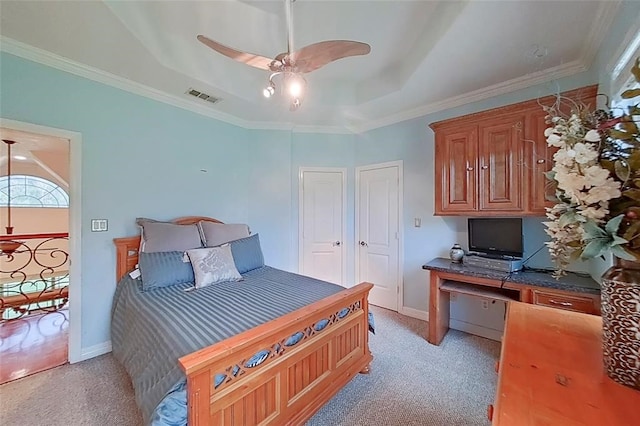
544,58,640,277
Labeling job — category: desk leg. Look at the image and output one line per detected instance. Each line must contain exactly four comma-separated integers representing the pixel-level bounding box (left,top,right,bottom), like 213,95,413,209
428,272,450,345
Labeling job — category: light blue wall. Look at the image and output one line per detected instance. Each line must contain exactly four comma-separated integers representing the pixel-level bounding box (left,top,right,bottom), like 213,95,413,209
1,53,251,349
246,130,293,271
1,0,636,351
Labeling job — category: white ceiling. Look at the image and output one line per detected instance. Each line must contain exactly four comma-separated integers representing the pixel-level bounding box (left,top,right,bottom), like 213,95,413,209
0,127,70,187
0,1,620,132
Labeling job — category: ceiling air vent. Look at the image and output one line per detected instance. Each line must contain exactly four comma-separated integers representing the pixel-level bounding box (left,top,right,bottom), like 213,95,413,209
186,88,222,105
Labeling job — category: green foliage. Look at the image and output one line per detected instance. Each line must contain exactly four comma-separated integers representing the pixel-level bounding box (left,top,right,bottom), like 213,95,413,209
596,56,640,261
580,215,635,260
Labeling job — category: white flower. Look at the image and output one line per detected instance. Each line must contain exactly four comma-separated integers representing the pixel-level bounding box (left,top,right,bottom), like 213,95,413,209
583,166,610,187
555,170,587,200
544,127,555,137
553,148,575,167
578,205,608,221
572,142,598,164
584,129,601,142
547,133,564,147
583,178,621,204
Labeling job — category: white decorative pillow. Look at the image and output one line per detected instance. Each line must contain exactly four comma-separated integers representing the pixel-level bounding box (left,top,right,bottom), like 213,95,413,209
186,245,242,289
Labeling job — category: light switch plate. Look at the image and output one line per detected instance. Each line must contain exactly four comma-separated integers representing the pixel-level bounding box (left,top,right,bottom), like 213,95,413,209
91,219,108,232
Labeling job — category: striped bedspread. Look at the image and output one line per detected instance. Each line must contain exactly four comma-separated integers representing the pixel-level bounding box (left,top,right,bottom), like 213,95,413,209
111,266,352,425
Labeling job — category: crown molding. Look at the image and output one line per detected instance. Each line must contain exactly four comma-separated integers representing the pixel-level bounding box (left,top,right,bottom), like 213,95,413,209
0,36,255,128
0,34,597,136
290,124,354,134
351,58,589,133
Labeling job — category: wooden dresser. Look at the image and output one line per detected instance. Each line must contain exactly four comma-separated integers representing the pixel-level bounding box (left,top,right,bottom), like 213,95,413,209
491,302,640,425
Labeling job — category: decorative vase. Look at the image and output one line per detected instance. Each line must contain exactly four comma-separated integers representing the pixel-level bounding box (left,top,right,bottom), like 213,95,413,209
600,257,640,390
449,244,465,263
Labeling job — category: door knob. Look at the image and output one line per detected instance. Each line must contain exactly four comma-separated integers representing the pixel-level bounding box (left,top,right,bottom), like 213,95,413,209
334,241,341,246
360,241,368,247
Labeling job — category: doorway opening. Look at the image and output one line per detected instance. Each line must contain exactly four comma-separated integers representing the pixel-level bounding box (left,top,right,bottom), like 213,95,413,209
0,126,72,383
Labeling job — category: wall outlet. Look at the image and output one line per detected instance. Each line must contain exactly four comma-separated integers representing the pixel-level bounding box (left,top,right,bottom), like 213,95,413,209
481,300,490,310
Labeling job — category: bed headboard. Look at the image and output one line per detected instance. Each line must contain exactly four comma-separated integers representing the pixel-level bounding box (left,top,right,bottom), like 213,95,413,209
113,216,224,282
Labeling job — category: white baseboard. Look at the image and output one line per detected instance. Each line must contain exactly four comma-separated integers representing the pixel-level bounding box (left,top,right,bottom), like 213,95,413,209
399,306,429,321
79,341,112,362
450,319,503,342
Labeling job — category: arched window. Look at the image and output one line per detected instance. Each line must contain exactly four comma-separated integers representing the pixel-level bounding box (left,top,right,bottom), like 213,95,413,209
0,175,69,208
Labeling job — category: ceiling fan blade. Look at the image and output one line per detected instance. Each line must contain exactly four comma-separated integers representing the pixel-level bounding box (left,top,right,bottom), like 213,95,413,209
197,35,280,71
290,40,371,73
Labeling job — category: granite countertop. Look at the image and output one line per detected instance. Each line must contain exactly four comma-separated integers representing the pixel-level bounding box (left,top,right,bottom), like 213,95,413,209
422,257,600,295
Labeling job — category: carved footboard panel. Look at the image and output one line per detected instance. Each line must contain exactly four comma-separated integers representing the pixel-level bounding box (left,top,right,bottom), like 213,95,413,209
179,282,373,426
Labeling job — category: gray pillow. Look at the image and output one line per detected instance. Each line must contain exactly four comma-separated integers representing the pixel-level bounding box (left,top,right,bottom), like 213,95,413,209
199,221,250,247
136,218,203,253
138,251,194,291
186,245,242,289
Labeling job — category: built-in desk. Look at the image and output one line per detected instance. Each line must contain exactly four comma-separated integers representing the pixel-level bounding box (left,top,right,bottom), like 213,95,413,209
422,258,601,345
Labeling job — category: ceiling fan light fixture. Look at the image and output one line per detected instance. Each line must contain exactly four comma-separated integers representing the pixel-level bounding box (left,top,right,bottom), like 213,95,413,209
287,74,305,98
197,0,370,112
290,97,301,111
263,85,275,98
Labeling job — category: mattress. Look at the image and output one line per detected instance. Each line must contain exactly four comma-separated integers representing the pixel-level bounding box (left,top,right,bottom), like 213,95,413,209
111,266,353,425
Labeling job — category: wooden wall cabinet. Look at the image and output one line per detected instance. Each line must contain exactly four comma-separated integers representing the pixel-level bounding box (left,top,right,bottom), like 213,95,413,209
437,125,478,212
430,85,597,216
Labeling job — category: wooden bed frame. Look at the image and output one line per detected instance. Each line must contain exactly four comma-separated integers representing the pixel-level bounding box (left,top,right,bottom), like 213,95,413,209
114,216,373,425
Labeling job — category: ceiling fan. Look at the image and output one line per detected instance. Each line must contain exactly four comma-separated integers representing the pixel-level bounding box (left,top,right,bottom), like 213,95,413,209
197,0,370,110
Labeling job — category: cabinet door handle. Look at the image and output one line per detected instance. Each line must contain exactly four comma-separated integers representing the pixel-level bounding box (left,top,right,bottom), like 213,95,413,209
466,166,474,171
481,165,488,170
333,241,341,246
548,299,572,307
537,159,546,164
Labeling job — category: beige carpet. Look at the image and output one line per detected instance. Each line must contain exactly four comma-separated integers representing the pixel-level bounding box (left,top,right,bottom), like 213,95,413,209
0,307,500,425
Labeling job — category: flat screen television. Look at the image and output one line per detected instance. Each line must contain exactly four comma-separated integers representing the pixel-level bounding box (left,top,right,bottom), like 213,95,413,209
468,218,523,259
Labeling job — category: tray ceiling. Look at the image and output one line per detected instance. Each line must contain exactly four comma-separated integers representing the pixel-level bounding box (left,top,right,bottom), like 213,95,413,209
0,1,619,131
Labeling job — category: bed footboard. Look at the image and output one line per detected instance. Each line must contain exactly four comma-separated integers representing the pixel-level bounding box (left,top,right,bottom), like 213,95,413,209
179,282,373,425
